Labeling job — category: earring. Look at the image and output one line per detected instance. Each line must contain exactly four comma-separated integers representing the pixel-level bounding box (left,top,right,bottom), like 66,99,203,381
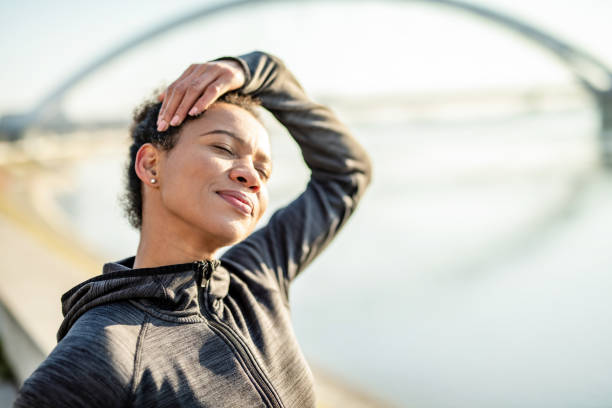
150,178,157,184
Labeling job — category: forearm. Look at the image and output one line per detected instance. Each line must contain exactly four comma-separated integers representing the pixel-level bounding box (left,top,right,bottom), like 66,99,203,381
221,52,372,287
227,51,372,198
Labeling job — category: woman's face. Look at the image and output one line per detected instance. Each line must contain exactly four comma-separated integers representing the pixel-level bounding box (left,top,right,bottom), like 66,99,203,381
155,102,271,249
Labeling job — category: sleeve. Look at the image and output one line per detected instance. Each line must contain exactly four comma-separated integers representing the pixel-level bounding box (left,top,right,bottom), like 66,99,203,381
13,328,132,407
220,51,372,301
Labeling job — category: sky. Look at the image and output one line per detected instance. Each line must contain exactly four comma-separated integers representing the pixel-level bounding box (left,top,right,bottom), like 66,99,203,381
1,0,612,121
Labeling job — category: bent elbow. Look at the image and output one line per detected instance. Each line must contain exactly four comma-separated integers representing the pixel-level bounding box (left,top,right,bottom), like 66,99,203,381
349,150,373,203
361,151,373,188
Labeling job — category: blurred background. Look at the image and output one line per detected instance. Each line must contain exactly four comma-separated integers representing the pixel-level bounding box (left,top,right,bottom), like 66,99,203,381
1,0,612,407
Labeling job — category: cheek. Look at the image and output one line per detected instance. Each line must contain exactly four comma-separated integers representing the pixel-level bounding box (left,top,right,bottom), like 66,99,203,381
165,151,225,188
257,189,269,219
162,162,199,201
160,154,224,213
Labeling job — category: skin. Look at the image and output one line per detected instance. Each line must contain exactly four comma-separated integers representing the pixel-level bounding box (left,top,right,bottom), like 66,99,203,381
133,60,271,268
156,60,246,132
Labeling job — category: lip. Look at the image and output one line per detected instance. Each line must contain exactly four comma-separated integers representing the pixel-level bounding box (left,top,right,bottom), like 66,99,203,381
216,190,254,216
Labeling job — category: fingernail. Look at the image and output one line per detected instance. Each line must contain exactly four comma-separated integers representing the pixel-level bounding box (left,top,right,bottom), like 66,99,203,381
157,120,167,132
189,107,198,116
170,115,180,126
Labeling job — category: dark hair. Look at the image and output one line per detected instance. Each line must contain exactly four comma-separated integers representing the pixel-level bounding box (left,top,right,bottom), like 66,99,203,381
122,92,261,229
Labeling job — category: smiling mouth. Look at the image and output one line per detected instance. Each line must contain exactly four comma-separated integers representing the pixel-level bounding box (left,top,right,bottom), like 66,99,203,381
216,191,253,216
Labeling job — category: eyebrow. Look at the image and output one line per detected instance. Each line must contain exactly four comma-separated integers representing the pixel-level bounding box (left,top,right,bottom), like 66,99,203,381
200,129,272,166
200,129,243,143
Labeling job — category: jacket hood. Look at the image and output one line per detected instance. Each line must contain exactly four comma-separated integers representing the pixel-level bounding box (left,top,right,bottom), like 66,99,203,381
57,257,229,341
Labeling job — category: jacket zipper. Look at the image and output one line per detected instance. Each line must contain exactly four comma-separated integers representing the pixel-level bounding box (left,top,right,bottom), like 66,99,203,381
193,261,285,408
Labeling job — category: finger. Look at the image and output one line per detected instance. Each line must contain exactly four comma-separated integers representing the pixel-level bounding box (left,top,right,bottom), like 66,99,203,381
189,78,227,117
158,83,178,130
171,84,208,125
157,91,166,102
159,78,193,130
170,69,219,126
157,88,178,131
157,65,198,130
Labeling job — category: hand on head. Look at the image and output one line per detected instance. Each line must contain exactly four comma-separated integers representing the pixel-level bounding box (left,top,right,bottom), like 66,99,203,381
157,59,246,132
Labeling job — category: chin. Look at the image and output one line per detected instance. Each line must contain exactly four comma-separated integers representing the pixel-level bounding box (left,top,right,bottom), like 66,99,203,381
205,219,255,248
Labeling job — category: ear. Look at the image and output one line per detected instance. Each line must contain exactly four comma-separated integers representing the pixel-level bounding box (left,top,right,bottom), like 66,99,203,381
135,143,161,187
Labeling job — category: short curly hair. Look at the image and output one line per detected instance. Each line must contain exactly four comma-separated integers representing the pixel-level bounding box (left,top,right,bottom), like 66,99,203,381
122,92,261,229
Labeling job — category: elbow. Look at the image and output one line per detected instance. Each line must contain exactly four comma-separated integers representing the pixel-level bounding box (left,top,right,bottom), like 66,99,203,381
352,150,373,200
362,151,373,188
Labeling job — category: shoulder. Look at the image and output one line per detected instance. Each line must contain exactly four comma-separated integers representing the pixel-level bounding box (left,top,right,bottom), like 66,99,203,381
15,303,144,408
69,302,145,362
69,301,146,341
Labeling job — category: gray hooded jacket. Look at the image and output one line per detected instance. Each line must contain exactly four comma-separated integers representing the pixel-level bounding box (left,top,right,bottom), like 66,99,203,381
15,51,371,408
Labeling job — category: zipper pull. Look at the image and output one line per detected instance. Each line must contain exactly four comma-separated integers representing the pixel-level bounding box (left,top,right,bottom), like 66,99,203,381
193,260,209,289
193,260,217,290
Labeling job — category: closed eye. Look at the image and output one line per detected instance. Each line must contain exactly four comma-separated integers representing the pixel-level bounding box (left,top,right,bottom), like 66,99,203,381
257,168,271,181
213,145,233,155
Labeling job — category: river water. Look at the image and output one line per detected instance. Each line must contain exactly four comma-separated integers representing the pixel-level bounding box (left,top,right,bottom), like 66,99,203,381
52,102,612,407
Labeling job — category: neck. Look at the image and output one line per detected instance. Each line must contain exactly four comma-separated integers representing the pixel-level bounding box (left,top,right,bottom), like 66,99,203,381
133,215,218,270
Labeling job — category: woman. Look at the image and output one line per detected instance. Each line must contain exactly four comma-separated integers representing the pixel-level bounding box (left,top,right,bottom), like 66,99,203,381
15,51,371,407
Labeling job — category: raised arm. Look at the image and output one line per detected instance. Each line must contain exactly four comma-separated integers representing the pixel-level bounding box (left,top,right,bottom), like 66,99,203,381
157,51,371,299
221,51,372,297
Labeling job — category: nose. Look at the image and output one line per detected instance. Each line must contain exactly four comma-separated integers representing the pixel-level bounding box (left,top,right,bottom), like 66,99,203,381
229,162,261,193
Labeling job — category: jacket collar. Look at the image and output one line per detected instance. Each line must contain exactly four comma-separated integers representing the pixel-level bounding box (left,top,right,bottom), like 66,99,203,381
102,256,230,301
57,256,230,341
